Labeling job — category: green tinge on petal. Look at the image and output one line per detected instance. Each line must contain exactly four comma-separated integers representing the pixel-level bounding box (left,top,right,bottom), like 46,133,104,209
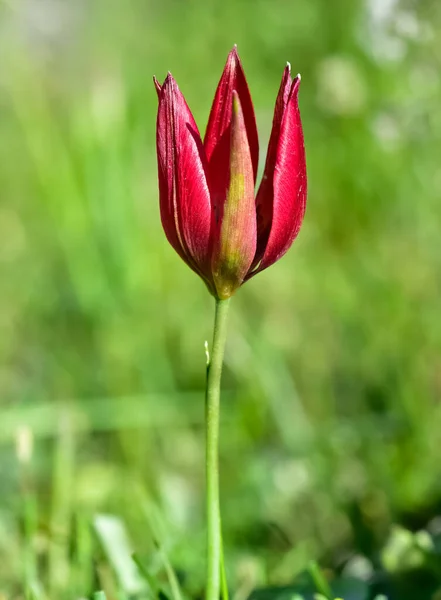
212,92,257,299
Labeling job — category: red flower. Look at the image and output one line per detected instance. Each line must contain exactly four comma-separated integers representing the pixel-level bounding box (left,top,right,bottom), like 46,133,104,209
154,46,307,299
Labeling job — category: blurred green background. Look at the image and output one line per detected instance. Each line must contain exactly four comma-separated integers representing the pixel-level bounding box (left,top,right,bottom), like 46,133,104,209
1,0,441,598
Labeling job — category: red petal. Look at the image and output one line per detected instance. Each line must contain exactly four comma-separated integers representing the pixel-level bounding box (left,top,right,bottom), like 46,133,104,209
156,74,213,286
251,64,292,269
248,74,307,277
211,92,257,299
204,46,259,213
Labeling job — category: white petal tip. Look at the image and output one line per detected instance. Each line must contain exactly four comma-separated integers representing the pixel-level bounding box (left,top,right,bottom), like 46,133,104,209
296,73,301,80
286,61,291,71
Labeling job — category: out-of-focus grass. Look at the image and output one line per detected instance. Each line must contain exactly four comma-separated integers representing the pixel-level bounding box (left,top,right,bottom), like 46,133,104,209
1,0,441,597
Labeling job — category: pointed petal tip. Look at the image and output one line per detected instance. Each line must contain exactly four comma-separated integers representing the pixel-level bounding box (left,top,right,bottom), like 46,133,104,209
153,76,162,97
292,74,302,95
205,41,259,183
162,72,177,89
282,63,292,85
228,44,240,63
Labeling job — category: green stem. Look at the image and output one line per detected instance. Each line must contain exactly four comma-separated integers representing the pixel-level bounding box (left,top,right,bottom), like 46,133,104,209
205,297,231,600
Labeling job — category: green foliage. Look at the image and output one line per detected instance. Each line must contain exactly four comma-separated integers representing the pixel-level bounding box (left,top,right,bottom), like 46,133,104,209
1,0,441,598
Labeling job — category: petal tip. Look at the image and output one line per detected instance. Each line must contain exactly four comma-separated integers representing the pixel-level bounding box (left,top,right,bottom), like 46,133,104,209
286,61,291,72
228,44,240,64
163,72,177,90
153,76,162,97
291,74,302,95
